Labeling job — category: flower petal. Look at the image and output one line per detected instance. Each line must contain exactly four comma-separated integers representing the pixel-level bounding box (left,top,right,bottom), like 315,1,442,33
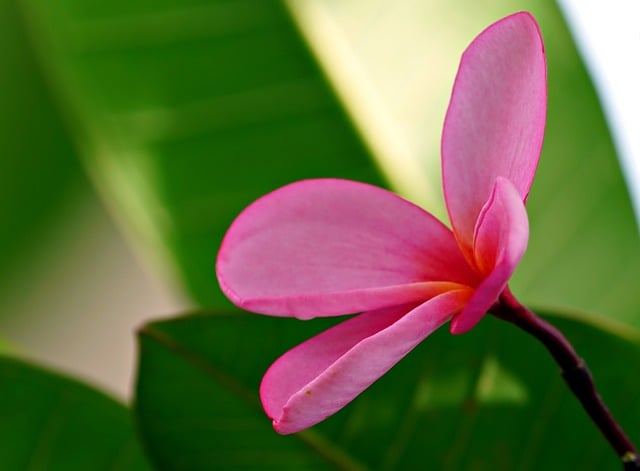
217,179,477,318
450,177,529,334
260,289,472,434
442,12,546,253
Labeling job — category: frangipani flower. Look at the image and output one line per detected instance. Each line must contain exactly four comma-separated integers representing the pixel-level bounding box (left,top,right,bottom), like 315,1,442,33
216,11,546,434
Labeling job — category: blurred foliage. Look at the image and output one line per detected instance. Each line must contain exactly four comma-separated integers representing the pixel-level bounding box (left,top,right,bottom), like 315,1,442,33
0,0,83,304
16,0,640,332
512,2,640,329
19,0,385,308
0,356,150,470
135,311,640,470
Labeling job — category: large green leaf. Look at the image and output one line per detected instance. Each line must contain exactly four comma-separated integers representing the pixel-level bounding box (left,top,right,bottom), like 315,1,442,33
19,0,385,308
20,0,640,330
0,356,150,470
0,0,82,305
136,312,640,470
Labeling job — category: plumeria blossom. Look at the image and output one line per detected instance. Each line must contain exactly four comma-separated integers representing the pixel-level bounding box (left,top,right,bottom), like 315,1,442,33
216,11,546,434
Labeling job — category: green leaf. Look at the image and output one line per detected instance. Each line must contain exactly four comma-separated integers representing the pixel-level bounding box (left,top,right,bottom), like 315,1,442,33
135,312,640,470
135,314,365,471
0,0,82,303
0,356,150,470
20,0,640,330
0,339,10,354
21,0,640,331
19,0,386,308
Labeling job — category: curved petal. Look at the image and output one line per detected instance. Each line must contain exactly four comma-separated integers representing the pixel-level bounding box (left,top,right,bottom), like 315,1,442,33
442,12,546,252
450,178,529,334
260,289,472,434
217,179,477,318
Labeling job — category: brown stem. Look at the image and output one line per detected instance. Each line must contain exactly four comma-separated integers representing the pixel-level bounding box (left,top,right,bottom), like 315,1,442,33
490,286,639,470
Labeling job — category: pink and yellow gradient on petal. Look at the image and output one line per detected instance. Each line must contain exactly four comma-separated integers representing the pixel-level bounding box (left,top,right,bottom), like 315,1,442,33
216,11,547,434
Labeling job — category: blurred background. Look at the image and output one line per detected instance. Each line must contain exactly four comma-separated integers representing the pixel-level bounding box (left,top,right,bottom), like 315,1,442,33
0,0,638,404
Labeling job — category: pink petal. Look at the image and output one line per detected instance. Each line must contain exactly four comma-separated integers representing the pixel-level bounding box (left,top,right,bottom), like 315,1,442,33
449,177,529,334
260,289,472,434
217,179,477,318
441,12,546,253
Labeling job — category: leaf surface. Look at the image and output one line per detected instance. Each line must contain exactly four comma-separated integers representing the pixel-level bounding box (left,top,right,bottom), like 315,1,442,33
0,0,82,305
20,0,640,330
135,311,640,470
0,356,150,470
19,0,385,308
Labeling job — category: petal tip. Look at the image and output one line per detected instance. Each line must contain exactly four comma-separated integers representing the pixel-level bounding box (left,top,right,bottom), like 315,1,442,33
449,312,481,335
271,420,292,435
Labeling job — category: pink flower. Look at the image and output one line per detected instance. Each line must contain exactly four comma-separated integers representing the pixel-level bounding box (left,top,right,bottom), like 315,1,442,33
216,11,546,434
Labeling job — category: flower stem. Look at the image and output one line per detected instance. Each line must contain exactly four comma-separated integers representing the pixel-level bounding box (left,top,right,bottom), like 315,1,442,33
490,286,639,470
